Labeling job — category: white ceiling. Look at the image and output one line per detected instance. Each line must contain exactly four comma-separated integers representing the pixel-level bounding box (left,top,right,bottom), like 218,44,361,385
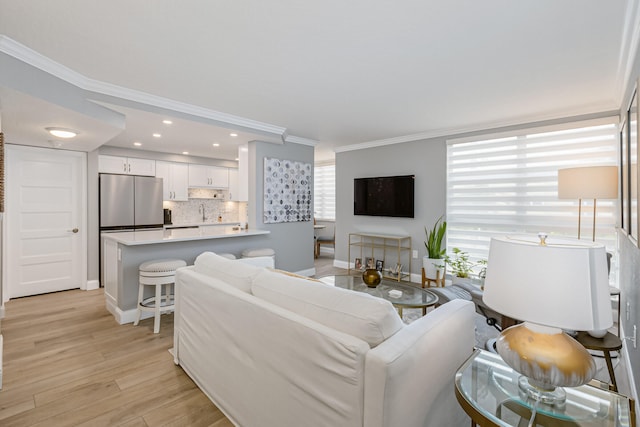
0,1,637,162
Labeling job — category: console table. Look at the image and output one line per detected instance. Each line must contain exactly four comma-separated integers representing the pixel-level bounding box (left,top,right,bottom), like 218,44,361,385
347,232,411,282
455,349,636,427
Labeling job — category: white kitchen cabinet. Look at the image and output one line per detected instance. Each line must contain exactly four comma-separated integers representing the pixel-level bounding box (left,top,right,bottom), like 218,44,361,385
156,161,189,201
237,145,249,201
99,155,156,176
188,164,229,188
228,168,239,201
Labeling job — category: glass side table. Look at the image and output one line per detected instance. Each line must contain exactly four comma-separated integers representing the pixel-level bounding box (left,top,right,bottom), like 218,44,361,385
455,349,636,427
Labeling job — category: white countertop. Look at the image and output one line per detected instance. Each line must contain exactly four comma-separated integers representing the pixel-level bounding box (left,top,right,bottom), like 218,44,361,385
164,221,241,229
102,227,269,246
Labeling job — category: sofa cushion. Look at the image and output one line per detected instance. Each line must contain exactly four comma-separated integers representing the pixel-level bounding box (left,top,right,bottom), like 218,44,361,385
193,252,263,293
251,269,404,347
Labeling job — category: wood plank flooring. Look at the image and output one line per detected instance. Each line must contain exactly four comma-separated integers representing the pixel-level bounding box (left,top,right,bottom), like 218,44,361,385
0,288,234,427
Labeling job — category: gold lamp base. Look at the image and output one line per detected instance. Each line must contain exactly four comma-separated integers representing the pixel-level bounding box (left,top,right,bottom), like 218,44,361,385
496,322,596,404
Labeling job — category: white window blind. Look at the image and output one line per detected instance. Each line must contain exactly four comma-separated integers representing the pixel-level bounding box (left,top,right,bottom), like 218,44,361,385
314,163,335,220
446,118,619,264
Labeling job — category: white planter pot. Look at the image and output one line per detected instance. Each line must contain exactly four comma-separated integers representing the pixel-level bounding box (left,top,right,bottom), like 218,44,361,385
451,275,468,286
422,257,444,280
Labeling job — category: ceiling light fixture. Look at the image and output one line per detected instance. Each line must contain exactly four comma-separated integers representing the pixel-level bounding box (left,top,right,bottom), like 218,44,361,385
162,120,173,125
153,133,161,138
46,127,78,139
213,143,220,147
133,142,142,147
182,151,189,155
230,133,238,137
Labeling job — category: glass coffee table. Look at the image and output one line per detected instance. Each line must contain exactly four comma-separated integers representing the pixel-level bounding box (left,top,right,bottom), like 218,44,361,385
317,274,438,317
455,349,636,427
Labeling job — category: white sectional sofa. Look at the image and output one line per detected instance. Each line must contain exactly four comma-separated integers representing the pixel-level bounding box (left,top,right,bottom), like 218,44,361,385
173,252,476,427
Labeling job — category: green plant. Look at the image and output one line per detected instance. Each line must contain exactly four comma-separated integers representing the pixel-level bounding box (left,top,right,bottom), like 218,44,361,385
424,216,447,259
443,248,486,278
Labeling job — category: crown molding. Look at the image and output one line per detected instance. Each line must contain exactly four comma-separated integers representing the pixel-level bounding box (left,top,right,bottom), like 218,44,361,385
0,35,287,139
616,0,640,107
0,35,87,88
283,134,318,147
335,108,620,154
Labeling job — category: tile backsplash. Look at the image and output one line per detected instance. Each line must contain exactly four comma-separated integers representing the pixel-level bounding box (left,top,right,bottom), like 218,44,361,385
164,188,244,224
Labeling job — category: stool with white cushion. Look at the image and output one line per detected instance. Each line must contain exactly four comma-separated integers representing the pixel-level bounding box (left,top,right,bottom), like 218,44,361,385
134,258,186,333
241,248,275,262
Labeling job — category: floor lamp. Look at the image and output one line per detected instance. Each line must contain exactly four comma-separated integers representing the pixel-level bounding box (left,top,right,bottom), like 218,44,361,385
557,166,618,241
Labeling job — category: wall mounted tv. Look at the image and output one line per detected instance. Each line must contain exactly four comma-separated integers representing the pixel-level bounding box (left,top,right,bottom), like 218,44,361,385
354,175,415,218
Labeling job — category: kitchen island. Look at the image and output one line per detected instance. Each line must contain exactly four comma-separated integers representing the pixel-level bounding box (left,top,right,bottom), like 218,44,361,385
101,226,270,324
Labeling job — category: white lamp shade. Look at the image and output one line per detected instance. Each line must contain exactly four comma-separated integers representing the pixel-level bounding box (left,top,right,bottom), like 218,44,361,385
483,235,612,331
557,166,618,199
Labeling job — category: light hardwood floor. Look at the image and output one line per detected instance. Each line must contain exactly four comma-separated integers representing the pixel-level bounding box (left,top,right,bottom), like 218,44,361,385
0,288,233,426
0,255,344,427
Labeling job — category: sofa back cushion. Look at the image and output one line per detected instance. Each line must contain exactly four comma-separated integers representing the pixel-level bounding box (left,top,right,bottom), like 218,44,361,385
251,270,403,347
194,252,264,293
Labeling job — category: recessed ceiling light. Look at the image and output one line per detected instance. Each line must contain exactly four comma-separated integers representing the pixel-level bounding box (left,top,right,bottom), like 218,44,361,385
230,133,238,137
213,143,220,147
182,151,189,155
133,142,142,147
153,133,161,138
235,157,239,161
162,120,173,125
46,127,78,138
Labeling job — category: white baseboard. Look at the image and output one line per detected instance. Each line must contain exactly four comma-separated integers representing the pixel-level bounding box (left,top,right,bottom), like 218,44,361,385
105,298,154,325
86,280,99,291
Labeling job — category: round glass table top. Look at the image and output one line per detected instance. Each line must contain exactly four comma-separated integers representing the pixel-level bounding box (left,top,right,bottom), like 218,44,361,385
318,274,438,309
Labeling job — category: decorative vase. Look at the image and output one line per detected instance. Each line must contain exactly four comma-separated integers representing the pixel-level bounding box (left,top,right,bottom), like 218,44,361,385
362,268,382,288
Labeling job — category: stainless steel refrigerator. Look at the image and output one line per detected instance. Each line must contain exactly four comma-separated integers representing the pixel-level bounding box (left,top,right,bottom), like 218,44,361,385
99,174,164,231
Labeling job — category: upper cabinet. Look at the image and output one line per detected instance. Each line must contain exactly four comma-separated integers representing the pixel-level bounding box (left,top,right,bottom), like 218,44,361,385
99,155,156,176
156,161,189,201
228,168,240,201
188,164,229,188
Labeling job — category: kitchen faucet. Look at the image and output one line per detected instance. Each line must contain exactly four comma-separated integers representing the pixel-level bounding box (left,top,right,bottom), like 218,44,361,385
199,204,206,222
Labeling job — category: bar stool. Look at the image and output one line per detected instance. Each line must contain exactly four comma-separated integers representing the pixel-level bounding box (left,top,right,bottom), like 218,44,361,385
134,258,186,333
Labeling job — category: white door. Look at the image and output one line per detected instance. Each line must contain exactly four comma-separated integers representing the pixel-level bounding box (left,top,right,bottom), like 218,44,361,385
6,145,86,299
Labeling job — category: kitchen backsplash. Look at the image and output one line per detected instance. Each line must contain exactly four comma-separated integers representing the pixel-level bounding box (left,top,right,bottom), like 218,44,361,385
164,188,244,224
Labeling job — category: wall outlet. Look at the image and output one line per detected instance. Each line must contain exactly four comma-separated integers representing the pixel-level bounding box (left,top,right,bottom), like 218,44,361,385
412,250,418,259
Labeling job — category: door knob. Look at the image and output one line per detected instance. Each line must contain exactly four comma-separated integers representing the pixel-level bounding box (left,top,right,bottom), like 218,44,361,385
69,228,79,233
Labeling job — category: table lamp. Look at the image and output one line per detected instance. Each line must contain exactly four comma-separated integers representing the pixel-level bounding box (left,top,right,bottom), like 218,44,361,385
557,166,618,241
483,234,612,404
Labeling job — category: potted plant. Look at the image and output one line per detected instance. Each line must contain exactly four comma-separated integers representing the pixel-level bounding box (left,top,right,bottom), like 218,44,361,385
423,216,447,280
443,248,486,284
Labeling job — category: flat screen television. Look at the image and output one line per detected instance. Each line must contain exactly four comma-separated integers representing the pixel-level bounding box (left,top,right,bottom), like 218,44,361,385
354,175,415,218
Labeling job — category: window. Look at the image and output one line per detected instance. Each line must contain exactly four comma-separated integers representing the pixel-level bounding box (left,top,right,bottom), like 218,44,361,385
446,117,619,263
314,163,335,220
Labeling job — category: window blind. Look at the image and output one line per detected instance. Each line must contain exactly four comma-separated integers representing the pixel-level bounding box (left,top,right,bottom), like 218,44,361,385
314,163,335,220
446,117,619,264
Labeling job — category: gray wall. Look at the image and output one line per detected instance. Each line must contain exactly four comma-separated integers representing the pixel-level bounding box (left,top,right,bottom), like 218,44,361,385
618,39,640,397
335,138,447,277
248,140,315,273
336,37,640,396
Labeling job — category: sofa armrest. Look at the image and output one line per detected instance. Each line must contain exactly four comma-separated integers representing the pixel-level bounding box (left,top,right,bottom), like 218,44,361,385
364,299,475,427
